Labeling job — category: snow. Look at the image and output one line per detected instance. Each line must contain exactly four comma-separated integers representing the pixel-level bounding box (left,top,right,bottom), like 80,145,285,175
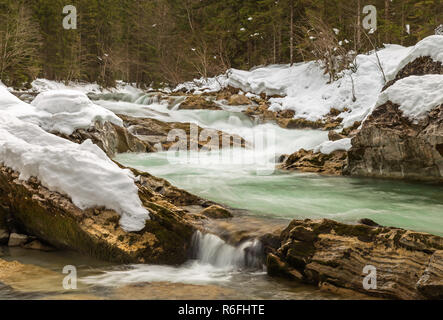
388,35,443,81
314,138,352,155
175,43,413,128
227,45,411,128
174,74,228,94
0,84,150,232
31,90,123,135
375,75,443,121
30,78,144,98
0,88,123,136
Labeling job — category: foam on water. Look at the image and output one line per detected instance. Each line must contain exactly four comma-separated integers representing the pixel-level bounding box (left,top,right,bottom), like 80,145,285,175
82,231,264,287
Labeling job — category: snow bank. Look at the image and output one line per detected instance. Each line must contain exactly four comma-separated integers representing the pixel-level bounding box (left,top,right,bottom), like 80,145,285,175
175,43,415,128
388,35,443,81
174,75,228,94
30,78,144,97
314,138,352,155
31,90,123,135
0,87,123,135
375,74,443,121
0,85,149,232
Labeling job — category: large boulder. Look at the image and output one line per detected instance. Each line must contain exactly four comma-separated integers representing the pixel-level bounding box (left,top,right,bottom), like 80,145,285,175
345,101,443,182
0,165,197,264
228,94,252,106
345,53,443,182
267,218,443,300
178,95,221,110
279,149,347,175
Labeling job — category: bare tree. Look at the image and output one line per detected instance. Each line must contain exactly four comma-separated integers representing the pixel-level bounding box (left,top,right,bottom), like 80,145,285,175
0,1,41,85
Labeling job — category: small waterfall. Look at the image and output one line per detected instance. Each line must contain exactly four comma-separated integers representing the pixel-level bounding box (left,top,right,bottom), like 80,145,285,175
191,231,264,270
133,93,161,105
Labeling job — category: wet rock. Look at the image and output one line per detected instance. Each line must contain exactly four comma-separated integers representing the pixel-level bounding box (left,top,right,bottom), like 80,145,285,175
345,102,443,182
416,250,443,299
0,205,9,244
8,233,28,247
23,240,56,252
112,282,240,300
328,131,345,141
200,205,232,219
228,94,252,105
178,95,221,110
279,149,347,175
267,218,443,299
0,259,66,294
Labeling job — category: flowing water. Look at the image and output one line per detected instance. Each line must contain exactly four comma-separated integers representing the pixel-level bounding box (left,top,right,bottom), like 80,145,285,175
1,92,442,300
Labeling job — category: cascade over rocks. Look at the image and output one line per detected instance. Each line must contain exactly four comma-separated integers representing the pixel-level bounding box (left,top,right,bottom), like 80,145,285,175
266,218,443,300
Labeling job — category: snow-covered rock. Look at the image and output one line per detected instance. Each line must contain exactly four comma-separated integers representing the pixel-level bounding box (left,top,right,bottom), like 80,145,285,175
31,90,123,135
376,75,443,121
314,138,352,155
387,35,443,81
0,85,149,232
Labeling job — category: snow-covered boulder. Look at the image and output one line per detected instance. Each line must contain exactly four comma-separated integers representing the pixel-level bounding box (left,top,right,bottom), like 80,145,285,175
31,90,123,135
0,86,196,263
387,35,443,82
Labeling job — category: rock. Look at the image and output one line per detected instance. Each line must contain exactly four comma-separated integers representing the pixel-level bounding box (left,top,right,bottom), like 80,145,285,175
8,233,28,247
228,94,252,105
279,149,347,175
277,118,324,129
358,218,380,227
0,204,9,244
383,56,442,91
23,240,55,252
0,165,196,264
179,95,221,110
0,259,66,294
216,90,232,101
340,121,361,137
200,205,232,219
345,56,443,182
345,102,443,182
119,114,247,151
58,121,150,158
267,218,443,299
0,229,9,245
112,282,240,300
416,250,443,299
328,131,345,141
